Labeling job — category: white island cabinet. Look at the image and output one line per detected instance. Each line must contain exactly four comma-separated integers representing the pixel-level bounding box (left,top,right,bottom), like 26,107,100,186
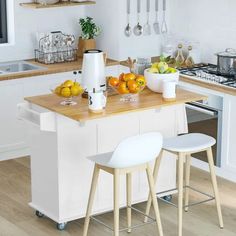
18,89,205,228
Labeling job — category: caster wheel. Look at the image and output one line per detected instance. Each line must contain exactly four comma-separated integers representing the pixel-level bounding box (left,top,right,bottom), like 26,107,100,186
162,195,173,202
57,222,67,231
35,210,44,218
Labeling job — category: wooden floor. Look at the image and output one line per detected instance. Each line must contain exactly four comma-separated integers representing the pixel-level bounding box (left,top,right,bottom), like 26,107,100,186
0,157,236,236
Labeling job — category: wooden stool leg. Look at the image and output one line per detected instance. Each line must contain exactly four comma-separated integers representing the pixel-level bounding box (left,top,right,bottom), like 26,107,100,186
114,169,120,236
126,173,132,233
184,154,191,212
146,164,164,236
144,151,163,223
178,153,184,236
206,148,224,229
83,164,100,236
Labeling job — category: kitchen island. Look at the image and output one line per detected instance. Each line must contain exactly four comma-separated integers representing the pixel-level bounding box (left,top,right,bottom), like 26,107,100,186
18,88,206,229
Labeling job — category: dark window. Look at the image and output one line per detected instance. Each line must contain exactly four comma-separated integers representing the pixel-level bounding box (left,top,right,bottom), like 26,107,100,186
0,0,8,43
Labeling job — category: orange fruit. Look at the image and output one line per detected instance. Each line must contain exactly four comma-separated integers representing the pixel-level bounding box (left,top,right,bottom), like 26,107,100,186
136,75,146,87
123,73,136,81
127,80,139,93
108,77,119,87
119,73,125,81
118,82,129,94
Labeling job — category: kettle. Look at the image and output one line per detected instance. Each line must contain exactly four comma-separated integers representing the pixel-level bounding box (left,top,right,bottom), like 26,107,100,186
82,49,106,92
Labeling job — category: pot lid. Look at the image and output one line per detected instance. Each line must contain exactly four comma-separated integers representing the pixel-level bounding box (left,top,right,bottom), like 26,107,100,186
217,48,236,58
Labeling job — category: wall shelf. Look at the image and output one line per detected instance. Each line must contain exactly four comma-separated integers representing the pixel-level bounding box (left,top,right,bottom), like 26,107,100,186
20,1,96,9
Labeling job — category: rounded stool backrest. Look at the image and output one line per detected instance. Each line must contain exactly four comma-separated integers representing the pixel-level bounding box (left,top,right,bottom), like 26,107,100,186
107,132,163,168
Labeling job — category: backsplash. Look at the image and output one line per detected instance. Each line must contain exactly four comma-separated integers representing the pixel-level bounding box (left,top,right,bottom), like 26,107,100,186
169,0,236,64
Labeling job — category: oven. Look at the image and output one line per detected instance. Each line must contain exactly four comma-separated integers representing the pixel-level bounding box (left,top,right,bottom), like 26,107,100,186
180,84,223,167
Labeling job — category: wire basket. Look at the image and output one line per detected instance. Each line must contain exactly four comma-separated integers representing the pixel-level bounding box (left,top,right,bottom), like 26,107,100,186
35,48,77,64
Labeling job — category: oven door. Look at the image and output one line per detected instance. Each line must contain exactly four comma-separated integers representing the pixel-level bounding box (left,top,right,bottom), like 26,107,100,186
186,102,222,167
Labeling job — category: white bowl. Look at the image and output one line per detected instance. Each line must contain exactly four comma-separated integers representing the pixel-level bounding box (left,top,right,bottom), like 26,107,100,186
37,0,59,4
144,69,179,93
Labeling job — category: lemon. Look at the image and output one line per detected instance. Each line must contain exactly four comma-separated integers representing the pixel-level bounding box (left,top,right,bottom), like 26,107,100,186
148,67,159,73
54,86,62,95
63,80,74,88
151,62,159,69
60,87,71,98
71,85,83,96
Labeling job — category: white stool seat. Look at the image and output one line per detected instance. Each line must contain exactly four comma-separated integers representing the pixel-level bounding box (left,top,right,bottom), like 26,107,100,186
87,132,163,169
163,133,216,153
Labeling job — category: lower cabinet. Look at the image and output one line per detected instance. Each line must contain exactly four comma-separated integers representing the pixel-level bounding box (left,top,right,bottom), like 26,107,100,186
223,94,236,174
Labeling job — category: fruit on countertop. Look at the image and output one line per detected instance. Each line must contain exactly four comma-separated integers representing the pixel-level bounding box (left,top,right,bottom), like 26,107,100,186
147,61,177,74
108,73,146,95
53,80,84,98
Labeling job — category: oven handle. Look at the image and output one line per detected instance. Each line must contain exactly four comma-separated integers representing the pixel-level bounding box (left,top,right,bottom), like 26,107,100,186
185,103,218,116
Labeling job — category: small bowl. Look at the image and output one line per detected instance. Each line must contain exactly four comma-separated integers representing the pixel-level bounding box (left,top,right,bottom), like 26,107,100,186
144,69,179,93
50,82,84,106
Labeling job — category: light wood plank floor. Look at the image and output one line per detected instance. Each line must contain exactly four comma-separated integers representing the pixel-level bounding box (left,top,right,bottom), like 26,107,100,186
0,157,236,236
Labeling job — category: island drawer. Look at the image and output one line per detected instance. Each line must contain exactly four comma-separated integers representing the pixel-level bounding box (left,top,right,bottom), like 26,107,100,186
17,102,56,132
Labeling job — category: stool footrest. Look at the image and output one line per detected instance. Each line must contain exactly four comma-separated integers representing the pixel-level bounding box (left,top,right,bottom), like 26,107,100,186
157,186,215,209
90,206,156,232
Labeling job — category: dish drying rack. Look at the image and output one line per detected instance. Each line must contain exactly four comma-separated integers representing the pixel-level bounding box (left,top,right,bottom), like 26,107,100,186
35,31,77,64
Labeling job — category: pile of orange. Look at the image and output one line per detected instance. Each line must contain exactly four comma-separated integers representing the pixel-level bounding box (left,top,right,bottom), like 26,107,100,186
108,73,146,94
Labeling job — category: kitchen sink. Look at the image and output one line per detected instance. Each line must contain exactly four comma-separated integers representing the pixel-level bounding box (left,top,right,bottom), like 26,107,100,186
0,61,45,74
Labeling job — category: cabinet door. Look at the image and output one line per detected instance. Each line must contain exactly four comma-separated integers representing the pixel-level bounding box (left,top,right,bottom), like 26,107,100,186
0,82,26,160
224,95,236,172
96,113,140,210
139,107,181,196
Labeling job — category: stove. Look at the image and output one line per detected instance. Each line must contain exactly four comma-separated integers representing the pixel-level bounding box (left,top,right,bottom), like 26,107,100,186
180,64,236,88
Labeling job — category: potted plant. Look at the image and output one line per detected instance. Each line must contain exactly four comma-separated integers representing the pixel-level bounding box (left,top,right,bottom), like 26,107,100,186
78,17,101,57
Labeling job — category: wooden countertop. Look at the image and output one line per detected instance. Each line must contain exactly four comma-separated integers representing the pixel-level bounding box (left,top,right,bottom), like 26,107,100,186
0,58,119,82
25,88,206,123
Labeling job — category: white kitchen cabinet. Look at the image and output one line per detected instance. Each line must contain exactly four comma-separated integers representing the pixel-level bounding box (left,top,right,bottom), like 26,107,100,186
222,94,236,174
0,65,120,161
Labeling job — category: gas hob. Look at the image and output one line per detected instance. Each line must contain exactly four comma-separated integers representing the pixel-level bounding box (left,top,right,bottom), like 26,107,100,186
180,64,236,88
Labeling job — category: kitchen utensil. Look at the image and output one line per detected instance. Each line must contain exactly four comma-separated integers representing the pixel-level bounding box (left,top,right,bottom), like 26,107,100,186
216,48,236,76
82,49,106,92
161,0,168,34
143,0,151,35
133,0,143,36
124,0,132,37
153,0,160,34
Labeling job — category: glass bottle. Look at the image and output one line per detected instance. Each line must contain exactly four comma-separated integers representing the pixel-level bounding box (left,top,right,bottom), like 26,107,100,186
175,44,185,67
185,46,195,67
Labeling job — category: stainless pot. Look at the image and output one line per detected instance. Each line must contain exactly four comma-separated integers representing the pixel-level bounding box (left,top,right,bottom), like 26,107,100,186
216,48,236,76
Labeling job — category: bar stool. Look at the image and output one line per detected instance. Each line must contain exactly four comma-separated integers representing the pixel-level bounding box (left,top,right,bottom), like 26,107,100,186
145,133,224,236
83,132,164,236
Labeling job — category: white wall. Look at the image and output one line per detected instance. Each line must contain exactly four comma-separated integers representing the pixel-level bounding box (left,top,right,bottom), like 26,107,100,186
0,0,87,62
169,0,236,64
89,0,172,60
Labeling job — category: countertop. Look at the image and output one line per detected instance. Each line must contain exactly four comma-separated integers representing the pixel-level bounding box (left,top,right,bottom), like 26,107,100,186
180,75,236,96
25,88,206,123
0,58,119,82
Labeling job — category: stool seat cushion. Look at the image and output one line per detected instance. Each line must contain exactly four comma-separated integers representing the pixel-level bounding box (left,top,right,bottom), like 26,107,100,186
163,133,216,153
